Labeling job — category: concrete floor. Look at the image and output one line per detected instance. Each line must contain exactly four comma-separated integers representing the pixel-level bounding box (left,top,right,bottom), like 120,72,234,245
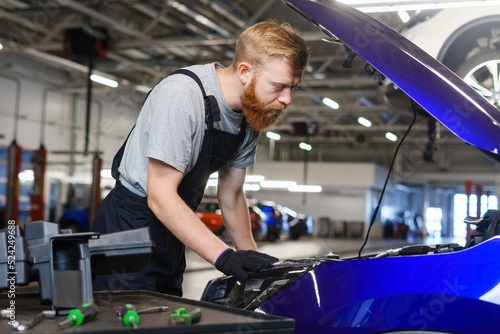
182,234,465,300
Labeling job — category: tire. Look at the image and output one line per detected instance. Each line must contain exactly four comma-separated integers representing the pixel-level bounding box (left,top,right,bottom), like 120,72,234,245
455,50,500,109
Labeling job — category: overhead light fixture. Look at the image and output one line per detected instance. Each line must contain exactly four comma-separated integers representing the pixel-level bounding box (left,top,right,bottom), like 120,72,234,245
299,142,312,151
0,43,3,51
90,74,119,88
397,9,411,22
322,97,339,110
245,175,265,183
338,0,500,12
358,117,372,128
261,180,297,189
385,132,398,142
134,85,152,93
244,184,260,191
289,184,322,193
100,169,113,179
18,170,34,183
266,132,281,141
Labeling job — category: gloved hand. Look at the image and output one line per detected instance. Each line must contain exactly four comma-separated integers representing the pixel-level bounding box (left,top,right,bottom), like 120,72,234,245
214,248,279,281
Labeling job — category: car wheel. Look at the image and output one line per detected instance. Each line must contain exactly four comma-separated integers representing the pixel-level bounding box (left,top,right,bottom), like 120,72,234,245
455,50,500,109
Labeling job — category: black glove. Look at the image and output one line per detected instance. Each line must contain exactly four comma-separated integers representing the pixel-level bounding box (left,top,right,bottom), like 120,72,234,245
214,248,279,281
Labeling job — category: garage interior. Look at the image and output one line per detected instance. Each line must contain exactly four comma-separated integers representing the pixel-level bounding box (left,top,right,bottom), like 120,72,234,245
1,0,500,333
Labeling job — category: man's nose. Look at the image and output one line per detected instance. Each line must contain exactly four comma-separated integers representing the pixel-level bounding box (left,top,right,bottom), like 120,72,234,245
278,88,292,105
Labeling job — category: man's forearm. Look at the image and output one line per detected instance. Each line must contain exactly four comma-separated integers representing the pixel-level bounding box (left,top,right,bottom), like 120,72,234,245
219,191,257,250
148,194,229,264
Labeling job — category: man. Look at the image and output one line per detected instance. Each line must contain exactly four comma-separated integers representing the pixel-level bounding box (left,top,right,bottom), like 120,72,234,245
91,20,309,296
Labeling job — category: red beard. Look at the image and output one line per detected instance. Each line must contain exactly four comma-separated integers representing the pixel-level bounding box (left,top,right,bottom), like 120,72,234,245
240,78,286,132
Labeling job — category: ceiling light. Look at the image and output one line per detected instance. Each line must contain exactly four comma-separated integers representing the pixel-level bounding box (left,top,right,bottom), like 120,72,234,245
245,175,265,183
322,97,339,110
90,74,118,88
100,169,113,179
266,132,281,141
398,9,410,23
0,43,3,51
261,180,297,189
385,132,398,142
299,142,312,151
288,184,322,193
134,85,152,94
243,184,260,191
18,170,34,183
358,117,372,128
339,0,500,12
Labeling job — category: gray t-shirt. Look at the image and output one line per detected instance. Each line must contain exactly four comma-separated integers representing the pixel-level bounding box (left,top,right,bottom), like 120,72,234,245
118,63,260,197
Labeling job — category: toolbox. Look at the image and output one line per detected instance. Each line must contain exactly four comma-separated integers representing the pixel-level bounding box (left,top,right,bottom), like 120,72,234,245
0,290,295,333
0,221,154,311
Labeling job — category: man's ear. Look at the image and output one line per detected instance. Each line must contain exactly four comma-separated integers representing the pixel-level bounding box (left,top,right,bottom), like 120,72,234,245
237,62,252,85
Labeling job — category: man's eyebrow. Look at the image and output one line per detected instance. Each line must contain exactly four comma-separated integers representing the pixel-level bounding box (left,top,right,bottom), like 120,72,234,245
271,81,300,89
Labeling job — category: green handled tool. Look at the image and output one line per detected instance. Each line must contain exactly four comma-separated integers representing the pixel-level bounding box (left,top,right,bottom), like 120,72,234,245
168,307,202,325
117,304,140,329
57,303,99,329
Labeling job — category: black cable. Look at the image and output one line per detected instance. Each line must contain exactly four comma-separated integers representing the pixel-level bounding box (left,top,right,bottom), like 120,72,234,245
357,99,418,259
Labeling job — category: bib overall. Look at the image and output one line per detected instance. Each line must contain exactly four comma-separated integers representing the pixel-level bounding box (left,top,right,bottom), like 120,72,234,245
91,69,246,296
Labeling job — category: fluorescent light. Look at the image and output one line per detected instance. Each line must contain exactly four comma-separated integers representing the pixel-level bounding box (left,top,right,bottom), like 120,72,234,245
261,180,297,189
322,97,339,110
338,0,500,13
100,169,113,179
385,132,398,142
289,184,322,193
299,142,312,151
245,175,265,183
135,85,152,93
209,172,263,183
358,117,372,128
18,170,34,183
398,9,410,23
90,74,119,88
266,131,281,141
243,183,260,191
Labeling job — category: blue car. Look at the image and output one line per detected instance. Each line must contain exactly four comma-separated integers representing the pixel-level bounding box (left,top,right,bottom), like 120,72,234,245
201,1,500,333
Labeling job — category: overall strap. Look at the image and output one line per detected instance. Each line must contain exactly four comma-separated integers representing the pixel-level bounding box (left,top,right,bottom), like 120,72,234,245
111,69,219,180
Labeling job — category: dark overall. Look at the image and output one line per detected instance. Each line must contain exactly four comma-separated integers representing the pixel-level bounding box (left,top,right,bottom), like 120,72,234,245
91,69,246,296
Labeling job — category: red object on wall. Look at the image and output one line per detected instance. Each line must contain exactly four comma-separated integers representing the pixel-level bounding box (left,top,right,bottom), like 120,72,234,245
88,154,102,227
5,141,22,224
464,180,473,196
30,145,47,221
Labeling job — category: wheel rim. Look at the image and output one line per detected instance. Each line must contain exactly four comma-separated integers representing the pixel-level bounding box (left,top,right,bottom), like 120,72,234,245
462,59,500,108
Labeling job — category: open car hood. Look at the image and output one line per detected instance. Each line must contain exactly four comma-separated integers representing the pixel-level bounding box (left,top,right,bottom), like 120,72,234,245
284,0,500,156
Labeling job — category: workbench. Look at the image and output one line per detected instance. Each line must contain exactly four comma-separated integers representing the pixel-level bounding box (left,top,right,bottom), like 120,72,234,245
0,290,294,333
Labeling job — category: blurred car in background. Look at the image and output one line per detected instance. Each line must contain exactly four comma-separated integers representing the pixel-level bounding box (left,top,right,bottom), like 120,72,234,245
249,199,313,241
248,205,265,240
197,198,264,241
252,200,284,241
196,198,224,235
281,206,314,240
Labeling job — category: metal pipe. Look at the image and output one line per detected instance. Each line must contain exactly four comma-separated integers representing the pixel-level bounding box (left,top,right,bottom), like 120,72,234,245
0,73,21,141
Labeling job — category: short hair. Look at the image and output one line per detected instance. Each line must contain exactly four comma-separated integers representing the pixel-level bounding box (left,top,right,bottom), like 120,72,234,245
232,20,309,75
